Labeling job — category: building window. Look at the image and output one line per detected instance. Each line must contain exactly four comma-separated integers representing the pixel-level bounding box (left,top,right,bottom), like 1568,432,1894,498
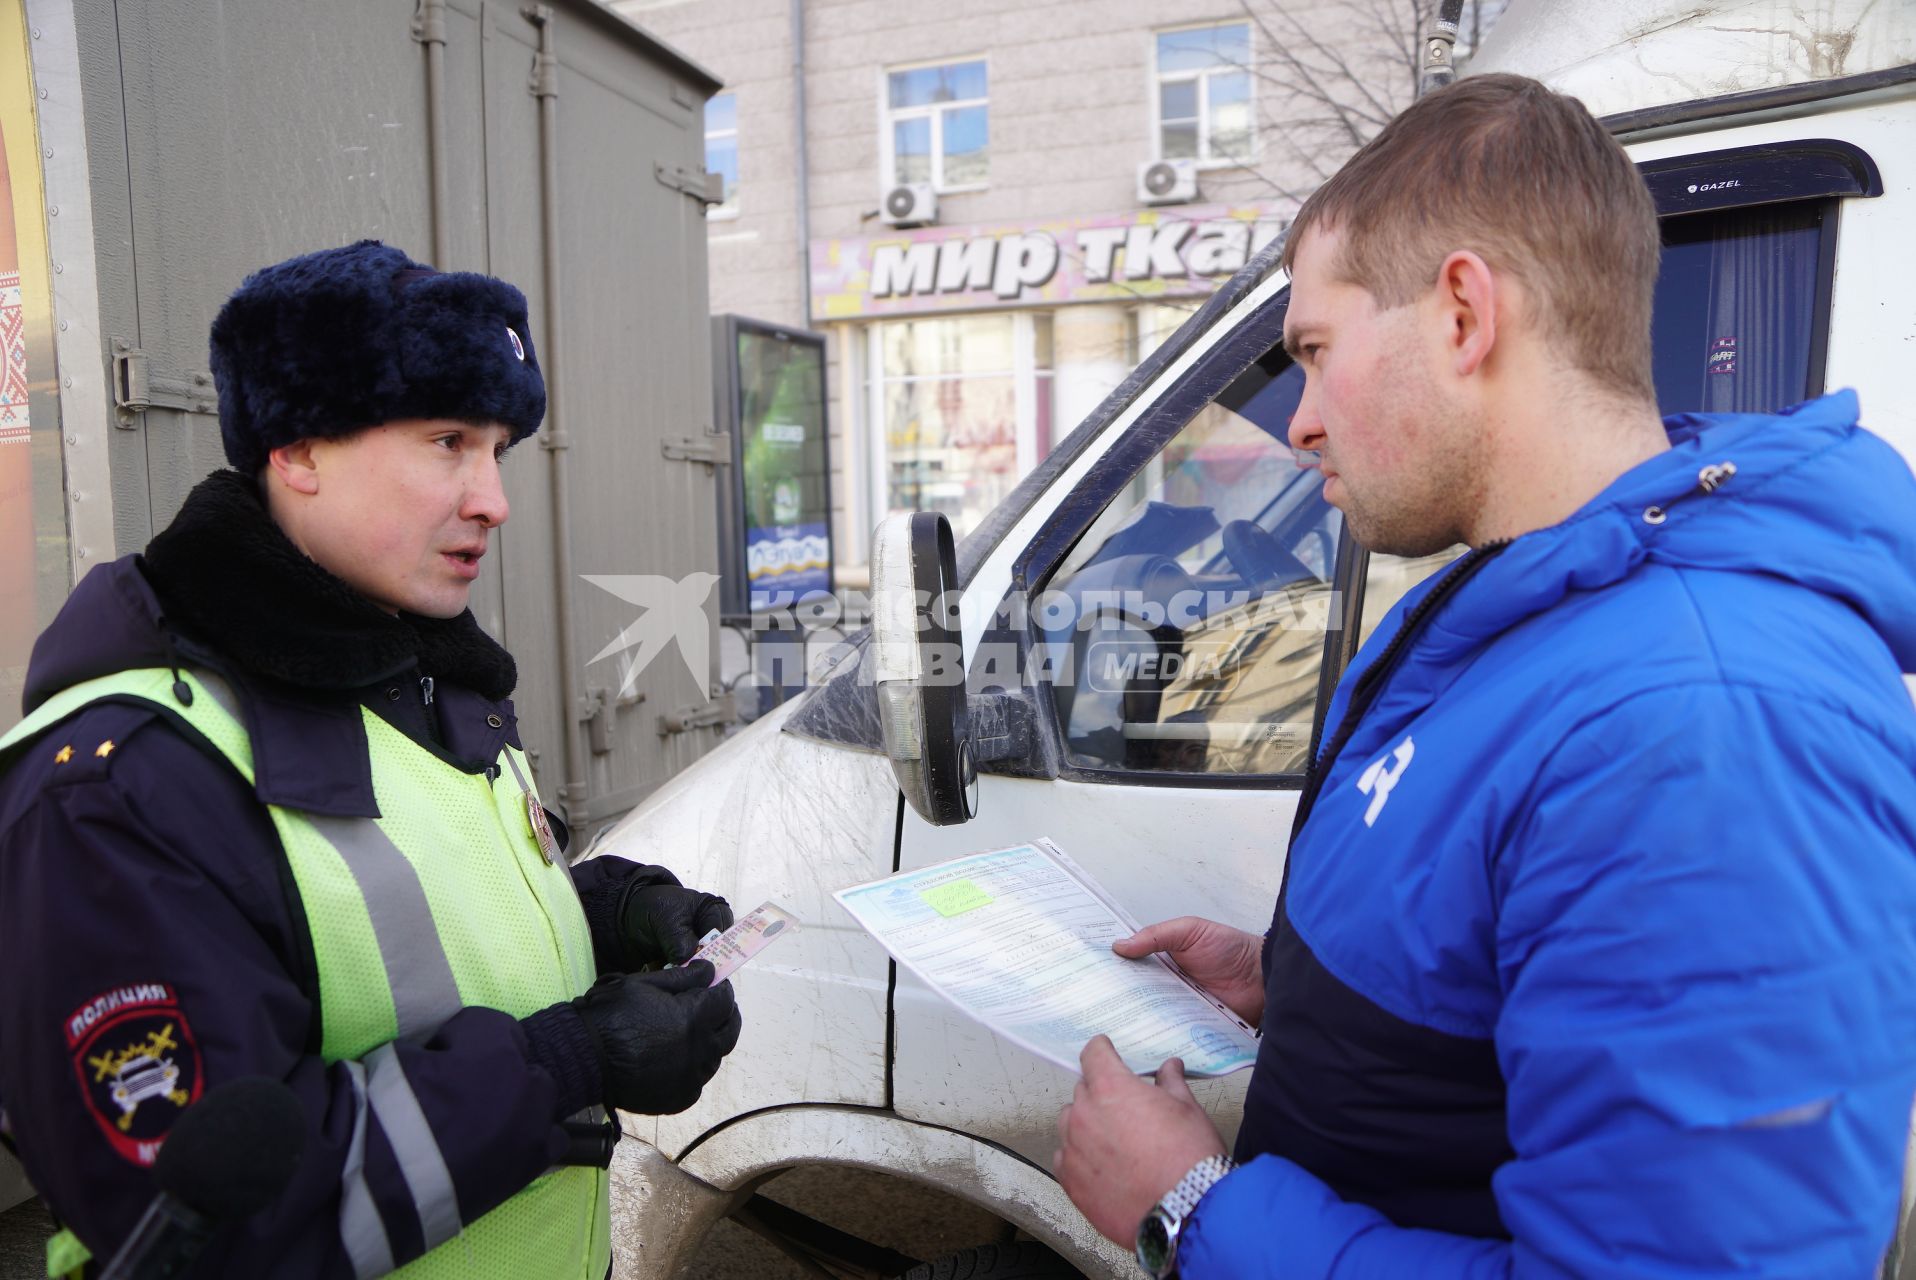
885,59,988,192
865,312,1050,542
705,91,738,218
1133,303,1199,364
1155,23,1254,165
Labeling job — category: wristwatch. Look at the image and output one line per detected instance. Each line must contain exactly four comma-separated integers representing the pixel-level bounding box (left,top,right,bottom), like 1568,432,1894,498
1135,1153,1237,1279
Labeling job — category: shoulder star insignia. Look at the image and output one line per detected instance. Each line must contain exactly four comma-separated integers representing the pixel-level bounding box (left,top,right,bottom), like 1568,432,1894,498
93,740,116,759
53,745,73,764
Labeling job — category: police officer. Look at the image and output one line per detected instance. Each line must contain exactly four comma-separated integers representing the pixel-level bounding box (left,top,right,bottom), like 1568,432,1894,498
0,241,742,1277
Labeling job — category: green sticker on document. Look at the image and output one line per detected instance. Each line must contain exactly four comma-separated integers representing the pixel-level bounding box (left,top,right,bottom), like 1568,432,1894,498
922,879,993,917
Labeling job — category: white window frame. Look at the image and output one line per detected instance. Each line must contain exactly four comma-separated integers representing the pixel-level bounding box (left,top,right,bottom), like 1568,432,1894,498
838,322,871,572
880,57,990,195
705,90,739,221
862,312,1051,542
1151,21,1258,171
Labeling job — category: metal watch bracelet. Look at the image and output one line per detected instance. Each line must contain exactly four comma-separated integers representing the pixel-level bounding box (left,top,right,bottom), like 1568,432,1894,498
1136,1153,1237,1278
1160,1153,1236,1222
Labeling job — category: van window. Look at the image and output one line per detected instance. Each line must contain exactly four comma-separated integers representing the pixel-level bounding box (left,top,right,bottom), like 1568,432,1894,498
1652,202,1827,415
1359,550,1463,648
1038,355,1339,777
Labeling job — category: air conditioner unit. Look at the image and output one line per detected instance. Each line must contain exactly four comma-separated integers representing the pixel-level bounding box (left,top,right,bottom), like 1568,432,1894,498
1137,158,1199,206
881,182,937,228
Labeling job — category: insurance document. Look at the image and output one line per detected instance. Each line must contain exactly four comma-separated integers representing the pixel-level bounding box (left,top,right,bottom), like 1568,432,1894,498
835,839,1258,1077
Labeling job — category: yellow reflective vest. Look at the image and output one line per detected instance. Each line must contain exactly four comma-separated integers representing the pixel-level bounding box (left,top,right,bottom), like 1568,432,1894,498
0,666,610,1279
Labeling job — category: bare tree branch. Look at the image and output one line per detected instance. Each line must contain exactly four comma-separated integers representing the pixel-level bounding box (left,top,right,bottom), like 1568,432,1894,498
1195,0,1507,206
1243,0,1403,135
1233,3,1375,148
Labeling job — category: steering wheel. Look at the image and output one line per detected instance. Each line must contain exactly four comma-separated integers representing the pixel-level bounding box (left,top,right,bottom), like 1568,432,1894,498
1221,520,1318,591
1052,554,1194,762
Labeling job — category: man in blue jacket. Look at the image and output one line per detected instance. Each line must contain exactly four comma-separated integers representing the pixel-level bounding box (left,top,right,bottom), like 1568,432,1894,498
0,241,742,1276
1054,74,1916,1278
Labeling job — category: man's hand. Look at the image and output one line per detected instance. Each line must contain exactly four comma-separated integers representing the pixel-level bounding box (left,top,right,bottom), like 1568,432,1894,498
618,882,733,968
1115,917,1265,1027
1054,1036,1228,1245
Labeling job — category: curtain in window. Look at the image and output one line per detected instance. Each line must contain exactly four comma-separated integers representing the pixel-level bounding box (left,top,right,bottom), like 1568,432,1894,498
1700,207,1820,414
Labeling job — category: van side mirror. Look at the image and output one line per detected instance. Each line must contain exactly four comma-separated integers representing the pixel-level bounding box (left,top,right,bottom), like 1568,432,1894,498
870,512,977,826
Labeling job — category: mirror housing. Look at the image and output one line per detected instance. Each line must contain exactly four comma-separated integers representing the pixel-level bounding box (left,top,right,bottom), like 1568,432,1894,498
870,512,977,825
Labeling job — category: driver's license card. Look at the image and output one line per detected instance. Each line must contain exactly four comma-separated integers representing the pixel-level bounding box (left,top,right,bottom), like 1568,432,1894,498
689,902,799,984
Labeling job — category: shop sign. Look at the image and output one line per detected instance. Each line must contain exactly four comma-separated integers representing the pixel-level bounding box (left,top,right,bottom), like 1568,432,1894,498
811,202,1289,319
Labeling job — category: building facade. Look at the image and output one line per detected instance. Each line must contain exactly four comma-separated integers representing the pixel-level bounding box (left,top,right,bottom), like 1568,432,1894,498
617,0,1486,595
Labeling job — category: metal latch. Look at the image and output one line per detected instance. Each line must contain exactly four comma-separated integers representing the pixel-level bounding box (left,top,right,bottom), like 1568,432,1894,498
112,341,217,427
662,430,732,467
659,694,736,736
581,685,646,756
655,162,724,206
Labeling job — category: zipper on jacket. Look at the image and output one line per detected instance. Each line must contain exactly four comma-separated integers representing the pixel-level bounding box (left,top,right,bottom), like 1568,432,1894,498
1289,458,1737,839
419,675,435,706
1287,540,1511,847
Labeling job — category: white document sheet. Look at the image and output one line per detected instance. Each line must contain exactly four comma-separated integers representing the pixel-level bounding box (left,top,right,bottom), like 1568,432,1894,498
834,839,1258,1077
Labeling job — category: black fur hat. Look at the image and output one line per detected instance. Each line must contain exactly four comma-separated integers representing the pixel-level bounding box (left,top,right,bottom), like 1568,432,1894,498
208,240,545,473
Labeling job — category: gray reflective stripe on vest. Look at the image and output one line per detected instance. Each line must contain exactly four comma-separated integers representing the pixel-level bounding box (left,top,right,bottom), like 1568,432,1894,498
501,750,532,794
340,1060,398,1280
307,814,466,1042
194,670,243,724
206,668,466,1257
364,1043,464,1250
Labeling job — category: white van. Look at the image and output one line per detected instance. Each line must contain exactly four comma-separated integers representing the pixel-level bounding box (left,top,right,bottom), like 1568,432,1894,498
593,4,1916,1276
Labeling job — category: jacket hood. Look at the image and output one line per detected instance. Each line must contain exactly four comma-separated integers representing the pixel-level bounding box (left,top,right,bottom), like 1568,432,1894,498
22,470,516,715
1419,390,1916,673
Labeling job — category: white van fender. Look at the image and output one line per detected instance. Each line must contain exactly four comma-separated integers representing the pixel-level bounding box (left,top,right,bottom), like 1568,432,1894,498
607,1106,1135,1279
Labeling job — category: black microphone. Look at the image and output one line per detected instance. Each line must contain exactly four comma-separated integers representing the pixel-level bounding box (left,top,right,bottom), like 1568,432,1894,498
100,1076,306,1280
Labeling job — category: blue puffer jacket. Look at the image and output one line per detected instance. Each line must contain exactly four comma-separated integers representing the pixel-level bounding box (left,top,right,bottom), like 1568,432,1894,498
1181,391,1916,1278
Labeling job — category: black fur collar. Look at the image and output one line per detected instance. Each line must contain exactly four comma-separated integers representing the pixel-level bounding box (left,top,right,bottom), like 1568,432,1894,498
140,470,516,699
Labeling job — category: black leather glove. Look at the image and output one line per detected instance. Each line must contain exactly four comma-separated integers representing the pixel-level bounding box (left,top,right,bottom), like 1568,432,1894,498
618,881,734,967
571,964,741,1115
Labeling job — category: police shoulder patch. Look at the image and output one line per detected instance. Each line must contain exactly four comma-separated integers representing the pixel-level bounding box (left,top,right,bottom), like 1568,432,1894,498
65,983,203,1166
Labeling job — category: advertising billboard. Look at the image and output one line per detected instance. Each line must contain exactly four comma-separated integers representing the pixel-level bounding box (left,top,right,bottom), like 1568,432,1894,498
714,316,833,619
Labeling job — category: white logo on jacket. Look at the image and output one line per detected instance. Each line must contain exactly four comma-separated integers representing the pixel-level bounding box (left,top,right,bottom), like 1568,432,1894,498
1355,736,1415,827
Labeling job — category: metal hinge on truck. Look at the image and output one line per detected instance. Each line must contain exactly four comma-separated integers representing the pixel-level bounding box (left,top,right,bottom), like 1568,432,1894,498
658,694,738,736
661,429,732,468
112,341,217,427
655,163,725,206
